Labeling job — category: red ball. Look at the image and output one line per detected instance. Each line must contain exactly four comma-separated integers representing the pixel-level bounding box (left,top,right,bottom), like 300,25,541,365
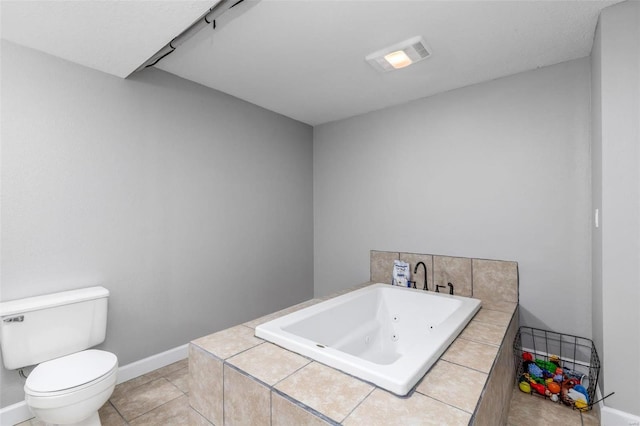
523,352,534,362
531,383,546,395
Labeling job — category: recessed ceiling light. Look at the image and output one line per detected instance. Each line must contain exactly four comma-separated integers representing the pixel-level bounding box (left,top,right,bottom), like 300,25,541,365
366,36,431,72
384,50,413,69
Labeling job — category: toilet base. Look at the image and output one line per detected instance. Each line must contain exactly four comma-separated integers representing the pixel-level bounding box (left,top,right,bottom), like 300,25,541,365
42,411,100,426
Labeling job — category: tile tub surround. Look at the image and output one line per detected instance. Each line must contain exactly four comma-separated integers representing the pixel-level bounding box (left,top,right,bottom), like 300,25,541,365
189,284,519,425
372,251,518,304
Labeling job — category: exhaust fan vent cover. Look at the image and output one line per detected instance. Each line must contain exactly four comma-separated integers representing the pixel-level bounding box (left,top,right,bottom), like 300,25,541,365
366,36,431,72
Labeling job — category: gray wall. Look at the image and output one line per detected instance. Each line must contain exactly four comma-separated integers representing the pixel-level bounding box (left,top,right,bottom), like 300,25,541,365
314,59,591,340
591,0,640,415
0,40,314,407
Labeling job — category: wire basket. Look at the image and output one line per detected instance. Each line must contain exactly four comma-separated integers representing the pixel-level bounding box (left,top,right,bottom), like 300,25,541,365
513,326,600,411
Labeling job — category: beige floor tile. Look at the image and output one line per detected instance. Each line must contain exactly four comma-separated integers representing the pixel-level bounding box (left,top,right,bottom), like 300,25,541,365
99,401,127,426
110,377,183,421
129,395,190,425
145,358,188,381
508,386,599,426
460,320,507,346
272,392,331,426
165,366,189,393
189,344,223,426
111,373,156,401
441,338,499,373
343,388,471,425
473,308,514,327
275,362,374,423
191,325,262,359
227,342,310,385
224,366,270,426
416,360,488,413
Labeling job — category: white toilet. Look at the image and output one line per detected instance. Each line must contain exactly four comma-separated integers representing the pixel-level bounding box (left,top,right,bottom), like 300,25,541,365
0,286,118,426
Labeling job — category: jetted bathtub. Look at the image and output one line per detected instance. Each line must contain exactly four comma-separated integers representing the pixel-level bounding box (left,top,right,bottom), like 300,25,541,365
255,283,481,396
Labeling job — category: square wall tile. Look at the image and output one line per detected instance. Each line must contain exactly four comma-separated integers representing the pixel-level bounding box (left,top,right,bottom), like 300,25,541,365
472,259,518,307
224,365,270,426
343,389,470,425
189,344,223,425
275,362,374,423
399,253,433,291
416,360,487,414
272,392,331,426
472,308,513,327
473,308,519,425
227,342,310,386
460,320,508,347
370,250,399,283
191,324,262,360
433,256,472,297
441,338,498,373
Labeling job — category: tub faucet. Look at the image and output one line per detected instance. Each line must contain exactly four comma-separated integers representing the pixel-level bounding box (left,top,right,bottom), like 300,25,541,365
414,262,428,291
436,283,455,294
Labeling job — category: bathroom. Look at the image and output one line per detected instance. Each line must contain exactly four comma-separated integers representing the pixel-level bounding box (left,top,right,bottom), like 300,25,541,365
0,0,638,425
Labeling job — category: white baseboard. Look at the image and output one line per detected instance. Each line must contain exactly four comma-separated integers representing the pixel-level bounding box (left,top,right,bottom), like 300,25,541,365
116,344,188,384
597,388,640,426
0,401,31,426
0,344,189,425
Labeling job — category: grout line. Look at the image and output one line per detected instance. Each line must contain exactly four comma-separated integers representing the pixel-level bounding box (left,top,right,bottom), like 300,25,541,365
430,255,434,292
471,257,474,297
339,386,376,424
105,401,129,426
421,393,475,416
270,359,312,388
439,358,493,375
456,334,501,348
125,392,184,424
221,358,225,425
270,388,340,425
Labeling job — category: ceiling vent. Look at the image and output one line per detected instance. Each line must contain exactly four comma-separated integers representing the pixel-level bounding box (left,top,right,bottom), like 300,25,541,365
365,36,431,72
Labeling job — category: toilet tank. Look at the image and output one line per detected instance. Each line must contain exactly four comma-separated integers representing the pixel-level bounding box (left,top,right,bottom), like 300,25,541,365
0,286,109,370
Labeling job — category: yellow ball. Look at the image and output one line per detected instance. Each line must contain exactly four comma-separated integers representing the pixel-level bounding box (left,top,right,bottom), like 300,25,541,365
519,381,531,393
575,400,588,411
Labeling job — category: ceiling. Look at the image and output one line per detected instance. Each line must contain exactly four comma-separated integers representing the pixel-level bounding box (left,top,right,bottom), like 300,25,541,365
1,0,622,125
0,1,215,78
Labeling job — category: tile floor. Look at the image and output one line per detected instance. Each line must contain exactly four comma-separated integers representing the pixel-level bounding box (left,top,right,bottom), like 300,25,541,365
16,360,600,426
507,387,599,426
15,358,207,426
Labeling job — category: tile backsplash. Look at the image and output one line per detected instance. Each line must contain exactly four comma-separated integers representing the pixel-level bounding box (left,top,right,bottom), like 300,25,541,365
370,250,518,305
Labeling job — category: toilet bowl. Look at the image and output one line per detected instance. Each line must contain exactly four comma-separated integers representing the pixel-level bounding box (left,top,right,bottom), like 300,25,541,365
25,350,118,426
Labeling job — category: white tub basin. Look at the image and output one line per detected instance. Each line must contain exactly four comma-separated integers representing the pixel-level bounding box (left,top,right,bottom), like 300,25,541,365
255,283,481,395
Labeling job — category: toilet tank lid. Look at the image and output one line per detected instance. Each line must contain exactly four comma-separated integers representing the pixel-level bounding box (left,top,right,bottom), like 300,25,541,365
0,286,109,317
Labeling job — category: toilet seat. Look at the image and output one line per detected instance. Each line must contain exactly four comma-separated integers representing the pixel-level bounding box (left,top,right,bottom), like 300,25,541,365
25,350,118,396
